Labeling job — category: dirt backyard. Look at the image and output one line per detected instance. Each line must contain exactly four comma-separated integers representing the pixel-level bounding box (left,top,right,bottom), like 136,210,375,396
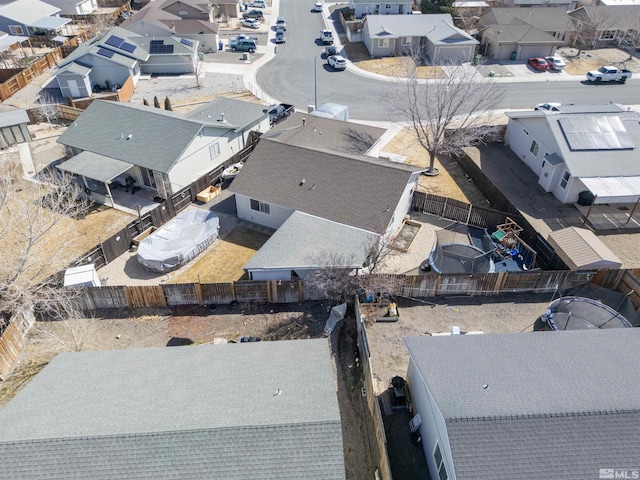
559,47,640,75
0,302,375,480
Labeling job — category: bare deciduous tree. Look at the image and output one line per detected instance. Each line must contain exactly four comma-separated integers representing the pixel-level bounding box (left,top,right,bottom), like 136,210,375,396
570,8,616,54
304,235,399,302
383,55,502,174
618,12,640,60
0,156,90,327
195,59,203,88
34,92,60,132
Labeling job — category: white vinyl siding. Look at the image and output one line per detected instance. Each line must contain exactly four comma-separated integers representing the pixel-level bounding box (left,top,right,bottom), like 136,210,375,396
209,142,220,159
560,170,570,189
529,140,540,156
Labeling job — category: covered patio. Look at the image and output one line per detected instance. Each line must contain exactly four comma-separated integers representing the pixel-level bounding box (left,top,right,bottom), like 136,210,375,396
57,152,159,216
577,176,640,232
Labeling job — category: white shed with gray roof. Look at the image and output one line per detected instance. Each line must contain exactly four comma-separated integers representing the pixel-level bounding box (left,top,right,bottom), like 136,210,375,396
404,329,640,480
0,108,31,147
0,339,346,479
244,211,380,280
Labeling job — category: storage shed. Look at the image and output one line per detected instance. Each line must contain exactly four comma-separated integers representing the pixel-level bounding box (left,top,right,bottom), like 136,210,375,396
547,227,622,270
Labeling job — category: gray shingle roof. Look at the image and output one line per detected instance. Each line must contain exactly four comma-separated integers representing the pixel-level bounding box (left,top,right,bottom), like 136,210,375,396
447,411,640,480
506,109,640,177
57,61,92,76
230,139,420,235
185,97,268,131
0,108,29,128
484,24,560,43
244,211,380,271
365,14,476,43
57,100,205,173
569,5,640,30
0,340,345,479
480,7,576,32
0,0,60,23
267,112,386,155
404,329,640,480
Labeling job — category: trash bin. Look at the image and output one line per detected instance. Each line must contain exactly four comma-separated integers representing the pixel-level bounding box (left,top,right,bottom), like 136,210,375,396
510,51,517,61
218,40,223,51
474,53,482,65
198,52,204,61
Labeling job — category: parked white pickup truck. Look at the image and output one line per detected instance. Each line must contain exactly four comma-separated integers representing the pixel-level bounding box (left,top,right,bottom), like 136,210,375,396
320,29,333,44
586,66,632,83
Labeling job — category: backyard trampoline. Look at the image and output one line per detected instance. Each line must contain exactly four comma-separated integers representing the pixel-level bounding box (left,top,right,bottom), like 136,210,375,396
137,208,220,273
534,296,633,331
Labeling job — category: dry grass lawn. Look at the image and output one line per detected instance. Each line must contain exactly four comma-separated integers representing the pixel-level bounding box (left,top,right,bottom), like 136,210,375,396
170,226,270,283
382,128,471,202
341,38,445,78
0,164,134,284
558,47,640,75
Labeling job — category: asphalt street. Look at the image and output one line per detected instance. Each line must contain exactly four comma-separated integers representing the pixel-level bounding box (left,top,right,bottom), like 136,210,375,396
256,0,640,120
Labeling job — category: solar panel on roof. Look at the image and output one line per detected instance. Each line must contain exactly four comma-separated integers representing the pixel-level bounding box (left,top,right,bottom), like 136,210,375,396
97,48,114,58
558,116,634,151
150,40,163,46
119,42,136,53
105,35,125,48
180,38,194,47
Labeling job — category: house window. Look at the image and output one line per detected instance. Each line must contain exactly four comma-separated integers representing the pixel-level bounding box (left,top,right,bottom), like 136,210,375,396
209,142,220,159
250,199,270,214
385,4,391,7
402,36,412,45
378,38,389,48
9,25,24,35
560,170,570,189
600,29,617,40
434,443,448,480
529,140,539,156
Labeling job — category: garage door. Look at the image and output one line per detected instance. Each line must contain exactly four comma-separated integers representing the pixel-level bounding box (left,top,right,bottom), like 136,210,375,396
436,46,473,63
518,45,554,61
495,43,516,60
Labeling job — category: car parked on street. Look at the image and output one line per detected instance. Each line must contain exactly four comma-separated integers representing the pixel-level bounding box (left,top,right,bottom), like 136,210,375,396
241,18,262,29
314,2,322,11
528,57,551,71
320,29,333,44
250,0,266,7
586,66,632,83
324,45,337,57
327,55,346,70
275,31,286,43
276,16,287,30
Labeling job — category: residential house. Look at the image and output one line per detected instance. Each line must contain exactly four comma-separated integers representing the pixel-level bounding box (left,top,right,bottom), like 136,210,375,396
0,109,32,147
51,26,198,98
362,14,478,62
42,0,98,15
568,5,640,47
265,112,389,157
504,104,640,205
478,8,575,59
156,0,215,22
404,329,640,480
231,126,423,280
56,98,268,211
0,0,71,37
512,0,587,9
348,0,413,18
210,0,239,20
0,339,346,479
120,1,220,52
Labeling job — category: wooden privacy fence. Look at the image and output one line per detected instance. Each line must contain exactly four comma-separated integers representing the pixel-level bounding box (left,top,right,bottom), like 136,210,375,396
75,269,629,310
0,308,35,381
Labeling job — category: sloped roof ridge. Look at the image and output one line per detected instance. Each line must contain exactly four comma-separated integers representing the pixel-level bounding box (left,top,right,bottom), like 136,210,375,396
264,138,421,173
447,408,639,422
0,419,341,446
